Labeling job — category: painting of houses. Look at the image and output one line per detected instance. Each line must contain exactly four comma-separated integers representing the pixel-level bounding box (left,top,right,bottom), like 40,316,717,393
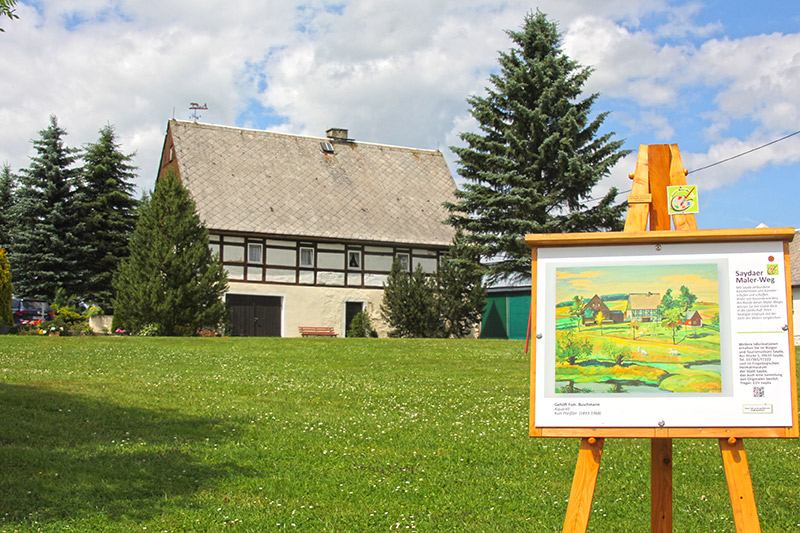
157,120,457,337
553,263,721,394
626,292,661,322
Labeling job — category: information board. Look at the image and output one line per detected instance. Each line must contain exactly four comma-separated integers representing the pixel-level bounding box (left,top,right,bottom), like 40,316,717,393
527,228,798,437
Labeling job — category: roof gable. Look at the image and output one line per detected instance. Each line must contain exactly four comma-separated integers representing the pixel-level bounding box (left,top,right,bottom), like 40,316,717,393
162,120,458,246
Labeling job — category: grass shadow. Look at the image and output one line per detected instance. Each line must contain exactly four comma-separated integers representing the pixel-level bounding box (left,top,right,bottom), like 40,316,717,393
0,383,250,524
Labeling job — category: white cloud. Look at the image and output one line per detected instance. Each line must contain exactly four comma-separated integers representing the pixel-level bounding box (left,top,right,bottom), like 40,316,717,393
1,0,799,217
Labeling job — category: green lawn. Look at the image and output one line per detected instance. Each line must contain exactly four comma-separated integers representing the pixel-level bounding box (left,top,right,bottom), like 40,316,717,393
0,337,798,531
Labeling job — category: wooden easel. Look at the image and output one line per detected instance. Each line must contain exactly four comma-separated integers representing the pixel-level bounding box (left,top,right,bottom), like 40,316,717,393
563,144,762,532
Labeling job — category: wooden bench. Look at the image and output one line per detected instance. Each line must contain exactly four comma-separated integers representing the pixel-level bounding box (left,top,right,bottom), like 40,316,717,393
299,326,338,337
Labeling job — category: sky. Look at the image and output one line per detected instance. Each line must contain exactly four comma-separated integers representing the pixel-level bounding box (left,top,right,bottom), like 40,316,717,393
556,264,719,303
1,0,799,231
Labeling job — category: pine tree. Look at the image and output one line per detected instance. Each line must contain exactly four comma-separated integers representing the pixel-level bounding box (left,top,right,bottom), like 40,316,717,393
0,247,12,327
77,124,139,312
0,164,15,250
434,232,487,338
446,11,628,281
113,170,229,336
10,116,86,300
380,261,439,338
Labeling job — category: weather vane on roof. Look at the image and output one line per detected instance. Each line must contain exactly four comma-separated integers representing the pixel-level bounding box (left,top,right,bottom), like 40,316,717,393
189,102,208,122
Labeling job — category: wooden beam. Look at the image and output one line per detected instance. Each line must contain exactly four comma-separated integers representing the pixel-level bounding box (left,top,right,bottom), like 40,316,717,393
563,438,604,532
719,438,761,532
623,145,650,232
667,144,698,231
648,145,672,231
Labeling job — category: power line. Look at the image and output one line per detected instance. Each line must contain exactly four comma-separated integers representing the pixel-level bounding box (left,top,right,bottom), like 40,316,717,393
583,128,800,204
687,129,800,174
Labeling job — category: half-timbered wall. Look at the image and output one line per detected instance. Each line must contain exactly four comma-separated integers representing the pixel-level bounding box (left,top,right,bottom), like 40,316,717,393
210,233,444,288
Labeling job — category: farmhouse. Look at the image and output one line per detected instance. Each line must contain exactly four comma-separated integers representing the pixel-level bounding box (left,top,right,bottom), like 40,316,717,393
626,292,662,322
582,294,622,324
156,120,457,337
683,310,703,327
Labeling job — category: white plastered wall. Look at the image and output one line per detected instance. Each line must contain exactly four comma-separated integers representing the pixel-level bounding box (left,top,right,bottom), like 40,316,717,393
227,282,387,337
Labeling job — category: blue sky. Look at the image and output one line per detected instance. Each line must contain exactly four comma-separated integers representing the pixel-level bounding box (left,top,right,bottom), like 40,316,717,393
1,0,799,231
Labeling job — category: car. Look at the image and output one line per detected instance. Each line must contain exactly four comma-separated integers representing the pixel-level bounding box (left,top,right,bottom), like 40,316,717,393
11,297,55,325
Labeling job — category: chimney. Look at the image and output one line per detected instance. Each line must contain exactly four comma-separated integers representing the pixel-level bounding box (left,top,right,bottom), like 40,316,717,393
326,128,349,141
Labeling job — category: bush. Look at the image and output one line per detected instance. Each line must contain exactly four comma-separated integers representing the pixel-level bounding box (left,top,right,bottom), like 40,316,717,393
47,303,93,336
347,311,378,338
0,247,11,327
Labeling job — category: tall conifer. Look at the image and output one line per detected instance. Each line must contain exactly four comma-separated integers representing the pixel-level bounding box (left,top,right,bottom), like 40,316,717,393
77,124,139,311
446,11,628,280
10,116,86,300
113,170,229,336
0,164,15,250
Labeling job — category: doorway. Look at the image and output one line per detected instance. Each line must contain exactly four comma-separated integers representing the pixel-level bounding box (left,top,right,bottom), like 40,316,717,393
344,301,365,337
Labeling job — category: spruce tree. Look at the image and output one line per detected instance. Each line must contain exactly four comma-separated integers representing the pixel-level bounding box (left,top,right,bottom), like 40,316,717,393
380,261,439,338
445,11,628,281
434,232,487,338
77,124,139,312
113,170,229,336
10,116,86,300
0,164,15,250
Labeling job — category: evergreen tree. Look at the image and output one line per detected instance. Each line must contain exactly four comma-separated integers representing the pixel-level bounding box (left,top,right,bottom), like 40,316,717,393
113,170,229,336
77,124,139,312
381,261,439,338
445,11,628,281
434,232,487,338
0,164,15,249
10,116,86,300
0,247,12,327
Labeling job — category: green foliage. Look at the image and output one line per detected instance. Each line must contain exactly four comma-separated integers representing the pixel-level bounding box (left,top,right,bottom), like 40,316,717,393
113,170,229,336
445,11,628,280
346,311,377,338
381,261,439,337
556,330,592,365
662,307,684,345
47,304,93,336
0,0,18,32
0,247,12,326
676,284,698,312
9,115,87,301
0,165,15,249
75,124,139,312
569,296,584,330
381,233,487,338
433,231,487,338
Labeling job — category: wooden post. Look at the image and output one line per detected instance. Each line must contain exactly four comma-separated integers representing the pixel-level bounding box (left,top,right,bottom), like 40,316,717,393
563,437,604,532
719,438,761,532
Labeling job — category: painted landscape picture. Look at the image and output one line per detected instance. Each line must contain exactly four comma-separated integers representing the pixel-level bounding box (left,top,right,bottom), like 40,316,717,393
554,263,721,394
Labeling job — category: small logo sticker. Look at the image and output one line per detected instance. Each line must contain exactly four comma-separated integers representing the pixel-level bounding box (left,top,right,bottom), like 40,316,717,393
667,185,699,215
767,264,779,275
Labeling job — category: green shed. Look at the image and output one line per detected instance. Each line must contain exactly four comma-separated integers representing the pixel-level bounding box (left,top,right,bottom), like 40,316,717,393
481,285,531,340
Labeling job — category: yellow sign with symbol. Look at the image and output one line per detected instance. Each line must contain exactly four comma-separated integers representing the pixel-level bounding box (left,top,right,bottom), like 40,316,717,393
667,185,698,215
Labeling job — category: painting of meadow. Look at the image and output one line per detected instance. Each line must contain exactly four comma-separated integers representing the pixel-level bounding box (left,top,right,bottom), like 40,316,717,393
553,263,722,394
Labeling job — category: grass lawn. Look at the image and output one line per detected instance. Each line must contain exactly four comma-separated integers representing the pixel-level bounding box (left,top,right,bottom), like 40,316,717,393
0,337,797,531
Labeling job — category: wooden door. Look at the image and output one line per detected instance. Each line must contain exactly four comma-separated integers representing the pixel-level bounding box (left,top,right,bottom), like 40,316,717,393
227,294,282,337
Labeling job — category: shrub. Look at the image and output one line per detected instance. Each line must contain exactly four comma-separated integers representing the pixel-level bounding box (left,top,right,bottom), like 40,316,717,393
0,247,11,327
347,311,378,338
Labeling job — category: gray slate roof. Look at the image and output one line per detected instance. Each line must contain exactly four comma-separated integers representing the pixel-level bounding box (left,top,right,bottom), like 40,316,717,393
167,120,457,246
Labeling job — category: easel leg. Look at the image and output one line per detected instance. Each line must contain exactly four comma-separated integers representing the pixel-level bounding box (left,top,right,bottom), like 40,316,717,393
651,438,673,532
719,438,761,532
563,437,604,532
